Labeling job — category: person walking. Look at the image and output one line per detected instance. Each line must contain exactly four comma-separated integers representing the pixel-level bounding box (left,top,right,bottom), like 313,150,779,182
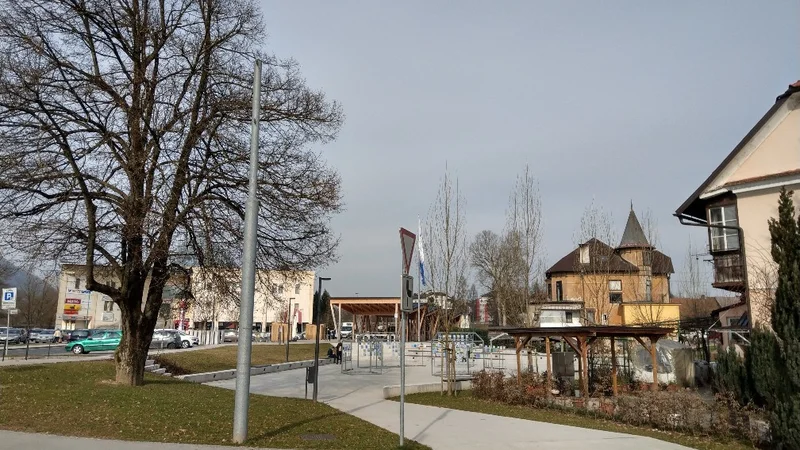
335,341,343,364
53,328,62,344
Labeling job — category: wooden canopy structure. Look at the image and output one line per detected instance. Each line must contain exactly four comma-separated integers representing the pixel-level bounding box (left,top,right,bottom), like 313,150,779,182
330,297,400,316
505,325,674,398
330,297,402,336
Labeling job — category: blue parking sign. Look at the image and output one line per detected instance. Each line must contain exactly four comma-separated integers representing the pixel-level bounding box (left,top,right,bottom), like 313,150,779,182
1,288,16,309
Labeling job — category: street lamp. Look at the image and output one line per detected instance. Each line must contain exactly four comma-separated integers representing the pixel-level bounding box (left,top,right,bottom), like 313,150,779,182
312,276,331,402
285,296,294,362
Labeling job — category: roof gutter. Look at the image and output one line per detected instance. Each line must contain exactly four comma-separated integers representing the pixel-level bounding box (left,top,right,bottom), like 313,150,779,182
674,213,752,329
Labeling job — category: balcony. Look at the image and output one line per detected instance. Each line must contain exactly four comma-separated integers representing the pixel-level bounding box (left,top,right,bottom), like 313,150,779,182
712,252,745,291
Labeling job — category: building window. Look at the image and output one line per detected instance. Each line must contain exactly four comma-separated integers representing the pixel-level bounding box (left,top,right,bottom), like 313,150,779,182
586,309,596,324
645,277,652,302
643,250,652,266
547,282,553,301
565,311,574,323
609,280,622,303
555,281,563,301
709,205,740,252
74,277,81,289
295,283,301,295
579,245,590,264
104,301,114,312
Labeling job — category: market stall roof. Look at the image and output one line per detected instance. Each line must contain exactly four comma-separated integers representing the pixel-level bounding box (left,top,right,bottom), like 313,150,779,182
329,297,400,316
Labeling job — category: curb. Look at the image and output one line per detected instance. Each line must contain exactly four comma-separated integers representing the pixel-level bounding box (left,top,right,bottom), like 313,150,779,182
382,380,472,399
176,358,336,383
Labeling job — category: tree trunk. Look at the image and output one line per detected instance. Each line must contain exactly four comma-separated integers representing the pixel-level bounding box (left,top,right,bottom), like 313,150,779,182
115,332,149,385
114,279,158,386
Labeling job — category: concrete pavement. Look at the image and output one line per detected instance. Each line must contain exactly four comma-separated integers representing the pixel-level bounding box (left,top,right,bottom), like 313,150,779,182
206,364,692,450
0,430,279,450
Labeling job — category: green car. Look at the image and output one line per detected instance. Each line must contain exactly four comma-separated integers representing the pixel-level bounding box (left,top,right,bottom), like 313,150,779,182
65,330,122,355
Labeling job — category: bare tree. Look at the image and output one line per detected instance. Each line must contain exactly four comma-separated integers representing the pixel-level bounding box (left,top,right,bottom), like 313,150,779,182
573,200,618,323
0,254,15,286
679,238,708,299
17,266,58,329
746,244,779,326
506,165,544,325
0,0,343,385
425,169,469,319
424,168,468,395
469,229,527,326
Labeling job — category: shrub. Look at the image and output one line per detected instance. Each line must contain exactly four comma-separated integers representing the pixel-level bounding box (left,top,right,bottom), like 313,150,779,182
713,346,752,405
472,370,506,402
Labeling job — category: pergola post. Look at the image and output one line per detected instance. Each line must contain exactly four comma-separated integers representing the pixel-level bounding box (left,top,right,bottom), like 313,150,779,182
610,336,618,396
578,336,588,398
650,336,659,391
514,336,522,384
545,337,552,398
634,335,660,392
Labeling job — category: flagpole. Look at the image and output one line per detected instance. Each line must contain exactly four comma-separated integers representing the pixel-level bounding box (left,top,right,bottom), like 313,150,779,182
417,217,423,342
417,249,421,342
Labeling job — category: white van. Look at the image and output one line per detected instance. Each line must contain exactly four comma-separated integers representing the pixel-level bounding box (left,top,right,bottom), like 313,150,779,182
340,322,353,339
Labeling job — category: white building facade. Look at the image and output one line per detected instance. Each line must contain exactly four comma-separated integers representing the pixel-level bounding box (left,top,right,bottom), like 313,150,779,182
55,265,315,338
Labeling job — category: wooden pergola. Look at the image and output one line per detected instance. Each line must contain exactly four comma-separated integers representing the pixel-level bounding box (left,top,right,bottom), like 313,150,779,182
505,325,674,398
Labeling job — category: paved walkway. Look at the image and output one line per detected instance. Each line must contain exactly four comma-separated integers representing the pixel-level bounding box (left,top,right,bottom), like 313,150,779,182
206,364,692,450
0,430,278,450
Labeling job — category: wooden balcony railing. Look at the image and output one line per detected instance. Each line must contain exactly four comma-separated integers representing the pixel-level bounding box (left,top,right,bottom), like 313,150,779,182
713,253,744,287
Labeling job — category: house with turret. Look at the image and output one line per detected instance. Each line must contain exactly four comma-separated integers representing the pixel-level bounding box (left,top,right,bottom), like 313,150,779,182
543,207,679,326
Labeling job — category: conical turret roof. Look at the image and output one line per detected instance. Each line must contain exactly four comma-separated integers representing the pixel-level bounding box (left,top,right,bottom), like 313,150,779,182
618,206,652,249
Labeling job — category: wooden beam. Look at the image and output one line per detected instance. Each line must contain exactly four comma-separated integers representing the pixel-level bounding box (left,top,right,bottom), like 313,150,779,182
545,337,552,398
578,336,589,398
610,336,618,397
561,336,580,354
633,336,650,353
633,335,659,391
587,336,598,347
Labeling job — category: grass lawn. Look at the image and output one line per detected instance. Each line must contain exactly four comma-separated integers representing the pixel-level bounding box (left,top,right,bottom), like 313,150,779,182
155,343,321,374
401,392,753,450
0,361,427,450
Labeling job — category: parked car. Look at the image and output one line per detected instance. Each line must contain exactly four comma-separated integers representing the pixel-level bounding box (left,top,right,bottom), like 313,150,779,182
151,329,183,349
65,330,122,355
27,328,43,342
221,329,238,342
290,331,307,342
64,329,96,342
0,328,26,345
29,329,56,343
178,331,199,348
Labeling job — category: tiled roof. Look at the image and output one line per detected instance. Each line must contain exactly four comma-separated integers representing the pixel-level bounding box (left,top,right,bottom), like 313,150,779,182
546,238,674,276
546,238,638,275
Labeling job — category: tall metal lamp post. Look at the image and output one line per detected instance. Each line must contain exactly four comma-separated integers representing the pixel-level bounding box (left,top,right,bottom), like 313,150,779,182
285,297,294,362
312,276,330,402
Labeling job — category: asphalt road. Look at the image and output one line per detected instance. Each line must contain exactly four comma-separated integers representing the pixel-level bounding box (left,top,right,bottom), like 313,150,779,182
1,343,108,359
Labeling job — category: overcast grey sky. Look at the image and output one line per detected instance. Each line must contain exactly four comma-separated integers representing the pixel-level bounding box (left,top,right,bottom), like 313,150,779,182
259,1,800,297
